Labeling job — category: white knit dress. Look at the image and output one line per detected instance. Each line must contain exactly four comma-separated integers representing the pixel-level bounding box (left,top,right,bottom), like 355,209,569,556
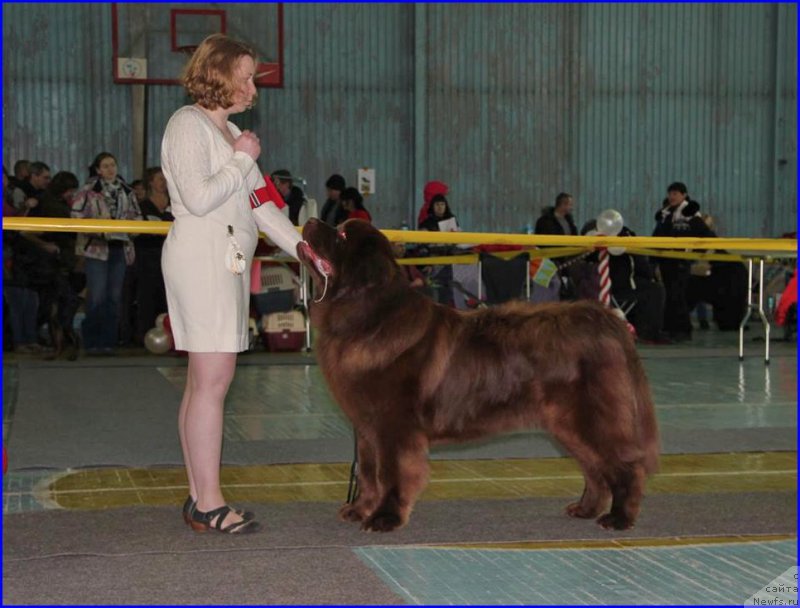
160,105,265,352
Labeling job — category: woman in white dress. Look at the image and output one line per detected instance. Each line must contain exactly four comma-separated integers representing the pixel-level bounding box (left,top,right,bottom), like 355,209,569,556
161,34,302,534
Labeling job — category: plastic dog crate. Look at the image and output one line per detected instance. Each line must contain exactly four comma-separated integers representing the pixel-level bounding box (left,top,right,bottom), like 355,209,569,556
261,310,305,352
251,263,298,315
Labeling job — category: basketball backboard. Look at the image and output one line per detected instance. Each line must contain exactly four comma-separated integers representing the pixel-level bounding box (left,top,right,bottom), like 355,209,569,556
112,3,284,87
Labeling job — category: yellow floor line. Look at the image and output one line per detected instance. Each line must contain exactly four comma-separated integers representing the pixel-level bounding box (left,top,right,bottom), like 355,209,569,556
425,533,797,551
30,451,797,510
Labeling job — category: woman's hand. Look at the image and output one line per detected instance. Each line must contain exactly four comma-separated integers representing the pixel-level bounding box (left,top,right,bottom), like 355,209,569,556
234,130,261,160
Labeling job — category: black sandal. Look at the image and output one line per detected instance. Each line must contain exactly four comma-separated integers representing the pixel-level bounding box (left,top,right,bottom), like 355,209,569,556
182,496,254,526
189,505,261,534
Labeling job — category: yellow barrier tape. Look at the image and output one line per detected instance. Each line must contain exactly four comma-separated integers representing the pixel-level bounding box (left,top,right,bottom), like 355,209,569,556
396,247,590,266
624,247,746,263
3,217,796,254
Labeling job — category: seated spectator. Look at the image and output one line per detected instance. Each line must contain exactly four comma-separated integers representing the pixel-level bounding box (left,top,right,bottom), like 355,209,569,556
10,159,30,188
418,193,458,306
131,179,147,204
29,171,83,359
320,174,348,226
419,194,456,232
687,213,716,330
8,160,30,208
340,187,372,223
418,180,449,227
3,166,39,217
683,213,747,332
392,242,428,293
18,161,51,200
271,169,307,226
3,169,43,353
535,192,579,300
535,192,578,236
134,166,174,344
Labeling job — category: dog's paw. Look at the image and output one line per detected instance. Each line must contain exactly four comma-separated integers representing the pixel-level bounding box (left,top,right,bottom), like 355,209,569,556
338,503,366,523
565,501,601,519
596,513,635,531
362,511,403,533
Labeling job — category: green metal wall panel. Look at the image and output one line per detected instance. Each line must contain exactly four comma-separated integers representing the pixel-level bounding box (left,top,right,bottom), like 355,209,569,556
3,3,135,183
3,3,795,237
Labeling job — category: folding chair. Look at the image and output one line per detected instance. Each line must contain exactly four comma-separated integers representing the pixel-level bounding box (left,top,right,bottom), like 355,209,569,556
478,252,531,304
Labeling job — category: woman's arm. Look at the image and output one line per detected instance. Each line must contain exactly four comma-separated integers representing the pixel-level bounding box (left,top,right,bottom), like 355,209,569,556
249,174,301,259
162,110,256,217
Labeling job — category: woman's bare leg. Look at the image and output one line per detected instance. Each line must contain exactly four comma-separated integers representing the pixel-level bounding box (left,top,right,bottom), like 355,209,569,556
183,351,242,527
178,366,196,500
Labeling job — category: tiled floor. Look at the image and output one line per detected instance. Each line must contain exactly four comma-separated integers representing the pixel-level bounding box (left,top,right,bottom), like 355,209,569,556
355,539,797,605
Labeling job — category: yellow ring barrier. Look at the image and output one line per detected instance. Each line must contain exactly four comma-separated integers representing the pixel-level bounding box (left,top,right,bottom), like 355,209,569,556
3,217,796,259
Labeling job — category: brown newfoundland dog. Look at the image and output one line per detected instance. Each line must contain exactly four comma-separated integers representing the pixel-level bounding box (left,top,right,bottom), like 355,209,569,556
297,219,659,533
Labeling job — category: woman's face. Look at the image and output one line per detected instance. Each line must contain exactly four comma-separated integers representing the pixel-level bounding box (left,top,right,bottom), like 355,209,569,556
341,199,354,211
230,55,257,113
97,157,118,182
433,200,447,217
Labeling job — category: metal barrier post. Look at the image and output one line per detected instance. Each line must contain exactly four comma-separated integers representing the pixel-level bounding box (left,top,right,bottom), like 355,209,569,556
739,260,753,361
738,259,771,364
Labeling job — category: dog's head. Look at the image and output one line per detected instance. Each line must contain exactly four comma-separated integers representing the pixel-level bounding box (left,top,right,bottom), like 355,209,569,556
296,218,401,302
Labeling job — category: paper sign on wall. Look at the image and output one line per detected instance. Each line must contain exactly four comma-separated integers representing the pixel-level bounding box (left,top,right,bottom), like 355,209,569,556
358,168,375,196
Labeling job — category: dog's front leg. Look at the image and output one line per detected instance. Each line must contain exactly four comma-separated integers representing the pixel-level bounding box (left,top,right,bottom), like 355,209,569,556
339,430,379,523
362,430,430,533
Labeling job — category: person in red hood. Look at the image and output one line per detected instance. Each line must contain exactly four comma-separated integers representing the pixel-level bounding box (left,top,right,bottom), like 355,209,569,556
417,180,449,227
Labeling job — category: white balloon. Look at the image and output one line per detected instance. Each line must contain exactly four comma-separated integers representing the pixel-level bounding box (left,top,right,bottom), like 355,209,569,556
155,313,167,330
145,327,173,355
584,229,599,237
608,246,627,256
596,209,624,236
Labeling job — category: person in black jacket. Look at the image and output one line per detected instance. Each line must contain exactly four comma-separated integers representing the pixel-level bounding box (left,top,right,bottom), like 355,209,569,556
652,182,715,341
535,192,579,299
535,192,578,236
319,174,348,226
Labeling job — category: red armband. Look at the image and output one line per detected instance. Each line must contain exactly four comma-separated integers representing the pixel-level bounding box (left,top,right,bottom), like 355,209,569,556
249,176,286,210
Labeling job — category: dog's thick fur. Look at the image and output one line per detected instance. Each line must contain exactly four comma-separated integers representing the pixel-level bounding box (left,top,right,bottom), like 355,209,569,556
297,219,659,532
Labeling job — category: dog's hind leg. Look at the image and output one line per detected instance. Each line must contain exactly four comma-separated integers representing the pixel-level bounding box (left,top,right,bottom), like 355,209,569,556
362,431,429,533
339,431,379,523
596,462,646,530
545,424,610,519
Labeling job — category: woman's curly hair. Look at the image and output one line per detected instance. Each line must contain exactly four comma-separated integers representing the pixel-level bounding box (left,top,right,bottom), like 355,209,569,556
181,34,257,110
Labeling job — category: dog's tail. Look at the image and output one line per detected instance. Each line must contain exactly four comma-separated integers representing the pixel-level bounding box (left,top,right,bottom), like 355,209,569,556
630,352,660,474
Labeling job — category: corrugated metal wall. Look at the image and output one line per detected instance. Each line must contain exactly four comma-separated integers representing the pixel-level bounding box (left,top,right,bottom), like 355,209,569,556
3,3,796,237
425,2,797,236
3,3,135,183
